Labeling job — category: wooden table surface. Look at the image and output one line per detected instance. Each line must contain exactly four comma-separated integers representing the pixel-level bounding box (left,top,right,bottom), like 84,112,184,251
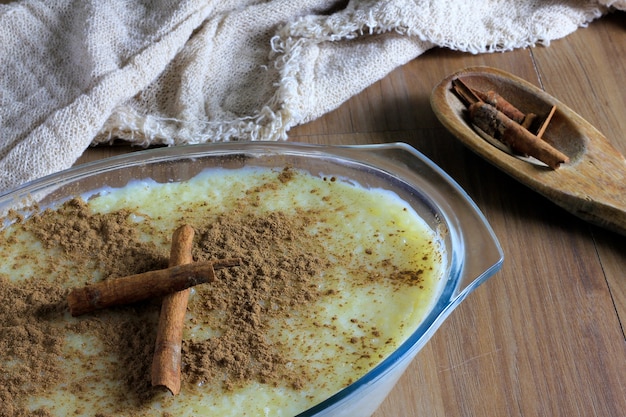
77,12,626,417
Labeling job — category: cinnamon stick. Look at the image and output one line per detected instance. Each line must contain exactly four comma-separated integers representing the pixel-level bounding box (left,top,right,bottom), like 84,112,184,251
471,88,526,124
469,102,569,169
536,105,557,139
151,224,194,395
520,112,537,131
451,78,481,106
452,78,542,129
67,258,241,316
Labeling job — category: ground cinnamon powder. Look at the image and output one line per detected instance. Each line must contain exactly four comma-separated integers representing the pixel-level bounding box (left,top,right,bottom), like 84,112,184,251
0,168,432,416
184,210,325,392
1,198,168,416
0,173,331,416
0,275,65,417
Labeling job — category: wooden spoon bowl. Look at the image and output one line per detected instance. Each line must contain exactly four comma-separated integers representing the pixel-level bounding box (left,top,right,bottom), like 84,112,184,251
431,66,626,236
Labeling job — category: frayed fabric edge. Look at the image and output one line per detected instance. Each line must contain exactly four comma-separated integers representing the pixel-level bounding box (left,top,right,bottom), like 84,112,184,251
95,1,610,148
95,6,432,147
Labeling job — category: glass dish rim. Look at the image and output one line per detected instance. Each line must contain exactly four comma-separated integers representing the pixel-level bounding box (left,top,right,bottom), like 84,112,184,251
0,141,503,416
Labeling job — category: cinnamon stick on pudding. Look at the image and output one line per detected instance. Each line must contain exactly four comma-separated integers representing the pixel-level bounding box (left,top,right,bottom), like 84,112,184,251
151,224,194,395
66,225,242,395
66,258,241,316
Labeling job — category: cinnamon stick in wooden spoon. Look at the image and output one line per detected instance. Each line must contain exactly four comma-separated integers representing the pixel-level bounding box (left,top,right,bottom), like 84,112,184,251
469,101,569,169
431,66,626,235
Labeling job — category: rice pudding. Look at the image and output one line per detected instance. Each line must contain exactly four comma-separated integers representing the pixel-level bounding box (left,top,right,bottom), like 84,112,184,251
0,166,445,417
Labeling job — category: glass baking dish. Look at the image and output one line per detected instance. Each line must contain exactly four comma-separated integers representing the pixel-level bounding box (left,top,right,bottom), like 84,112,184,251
0,141,503,416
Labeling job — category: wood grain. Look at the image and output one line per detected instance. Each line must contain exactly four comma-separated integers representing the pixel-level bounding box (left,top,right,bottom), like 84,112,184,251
75,12,626,417
431,66,626,234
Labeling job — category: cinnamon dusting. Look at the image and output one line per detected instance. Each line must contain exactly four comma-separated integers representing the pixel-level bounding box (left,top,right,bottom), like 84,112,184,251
184,210,325,391
0,193,327,413
0,167,441,416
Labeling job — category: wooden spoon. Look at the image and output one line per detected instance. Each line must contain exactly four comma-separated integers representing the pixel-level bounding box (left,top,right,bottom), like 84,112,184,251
430,66,626,236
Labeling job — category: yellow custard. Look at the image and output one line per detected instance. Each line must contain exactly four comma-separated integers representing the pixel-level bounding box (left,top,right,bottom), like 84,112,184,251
0,167,445,417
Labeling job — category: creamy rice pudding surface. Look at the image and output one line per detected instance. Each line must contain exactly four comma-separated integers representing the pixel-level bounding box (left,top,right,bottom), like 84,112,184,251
0,167,444,417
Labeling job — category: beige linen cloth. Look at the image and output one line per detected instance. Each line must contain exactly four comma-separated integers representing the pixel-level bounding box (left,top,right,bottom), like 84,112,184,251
0,0,624,193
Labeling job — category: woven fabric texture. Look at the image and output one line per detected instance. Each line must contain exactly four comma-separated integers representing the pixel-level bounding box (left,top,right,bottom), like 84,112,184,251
0,0,623,192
